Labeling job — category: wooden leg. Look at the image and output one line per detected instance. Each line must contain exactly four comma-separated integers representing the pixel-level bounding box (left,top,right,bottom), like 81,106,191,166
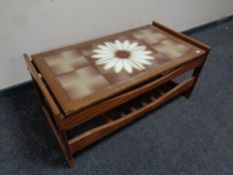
60,131,75,168
42,107,75,167
184,56,207,98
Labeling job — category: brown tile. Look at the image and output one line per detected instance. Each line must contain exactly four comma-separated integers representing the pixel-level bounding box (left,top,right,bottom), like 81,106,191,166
57,66,110,100
152,39,190,59
132,28,167,44
44,49,89,75
149,53,172,67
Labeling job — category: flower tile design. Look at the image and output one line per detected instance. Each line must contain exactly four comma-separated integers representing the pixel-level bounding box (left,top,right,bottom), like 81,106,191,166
92,40,154,74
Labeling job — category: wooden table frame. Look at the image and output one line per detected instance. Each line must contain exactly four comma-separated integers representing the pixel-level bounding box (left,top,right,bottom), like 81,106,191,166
23,21,210,167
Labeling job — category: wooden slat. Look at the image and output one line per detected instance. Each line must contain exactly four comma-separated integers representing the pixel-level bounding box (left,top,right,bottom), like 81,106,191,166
150,96,156,101
68,77,195,153
141,101,147,107
119,112,126,117
157,88,164,95
64,57,203,130
130,106,137,112
102,114,113,123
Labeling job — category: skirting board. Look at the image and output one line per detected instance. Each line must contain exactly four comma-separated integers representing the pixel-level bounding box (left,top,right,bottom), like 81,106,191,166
183,14,233,35
0,14,232,100
0,80,34,101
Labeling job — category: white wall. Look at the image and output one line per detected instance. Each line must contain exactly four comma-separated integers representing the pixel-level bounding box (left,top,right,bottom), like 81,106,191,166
0,0,232,89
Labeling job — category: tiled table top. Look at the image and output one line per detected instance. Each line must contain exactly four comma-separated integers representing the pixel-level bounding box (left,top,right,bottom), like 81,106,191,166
32,24,205,115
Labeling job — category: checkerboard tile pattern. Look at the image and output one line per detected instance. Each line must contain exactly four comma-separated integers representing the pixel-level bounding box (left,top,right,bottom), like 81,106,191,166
43,26,192,101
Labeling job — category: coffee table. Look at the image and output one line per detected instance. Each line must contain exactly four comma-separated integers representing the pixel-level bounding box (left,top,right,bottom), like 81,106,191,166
24,21,210,167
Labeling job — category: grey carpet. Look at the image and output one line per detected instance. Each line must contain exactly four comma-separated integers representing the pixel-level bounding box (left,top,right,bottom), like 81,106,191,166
0,20,233,175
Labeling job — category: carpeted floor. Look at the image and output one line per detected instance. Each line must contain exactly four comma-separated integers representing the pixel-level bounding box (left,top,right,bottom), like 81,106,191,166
0,20,233,175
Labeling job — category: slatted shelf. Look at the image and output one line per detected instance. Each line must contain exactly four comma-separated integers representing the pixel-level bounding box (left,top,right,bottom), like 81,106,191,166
67,80,178,139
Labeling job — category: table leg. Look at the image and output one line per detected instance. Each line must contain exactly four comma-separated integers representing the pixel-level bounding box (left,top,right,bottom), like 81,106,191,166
184,55,208,98
60,130,75,168
42,107,74,167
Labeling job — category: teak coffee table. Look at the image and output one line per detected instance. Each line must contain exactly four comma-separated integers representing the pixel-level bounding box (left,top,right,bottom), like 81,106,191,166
24,21,210,167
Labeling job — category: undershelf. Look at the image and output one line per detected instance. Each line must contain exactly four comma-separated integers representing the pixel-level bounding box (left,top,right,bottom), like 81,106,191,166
67,77,194,149
67,81,172,138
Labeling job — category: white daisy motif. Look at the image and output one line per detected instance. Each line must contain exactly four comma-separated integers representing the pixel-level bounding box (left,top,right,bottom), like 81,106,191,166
92,40,154,74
